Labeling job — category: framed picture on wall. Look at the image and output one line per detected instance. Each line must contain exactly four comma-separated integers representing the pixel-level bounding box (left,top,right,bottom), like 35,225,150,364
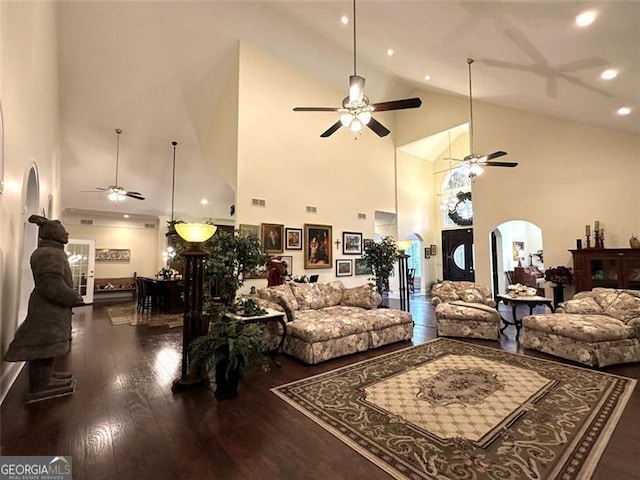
262,223,284,253
239,224,260,239
280,255,293,276
336,259,353,277
285,227,303,250
354,258,371,276
95,248,130,261
304,224,332,269
342,231,363,255
512,241,525,260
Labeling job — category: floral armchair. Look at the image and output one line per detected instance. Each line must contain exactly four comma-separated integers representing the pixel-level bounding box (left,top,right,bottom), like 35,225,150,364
431,281,500,340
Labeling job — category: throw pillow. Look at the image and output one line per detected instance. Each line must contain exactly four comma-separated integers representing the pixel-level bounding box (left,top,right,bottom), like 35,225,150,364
604,291,640,324
340,284,381,310
257,284,298,321
459,288,484,304
559,296,603,315
318,280,345,307
290,282,326,310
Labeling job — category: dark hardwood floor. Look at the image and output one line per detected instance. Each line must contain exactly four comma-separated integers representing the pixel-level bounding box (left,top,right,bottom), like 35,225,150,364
1,296,638,479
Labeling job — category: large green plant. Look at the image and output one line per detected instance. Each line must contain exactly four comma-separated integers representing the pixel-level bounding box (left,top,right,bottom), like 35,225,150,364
188,308,270,380
362,236,398,293
204,231,268,305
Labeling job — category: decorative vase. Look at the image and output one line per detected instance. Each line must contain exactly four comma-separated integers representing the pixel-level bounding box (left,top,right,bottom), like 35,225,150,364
214,358,241,400
630,235,640,249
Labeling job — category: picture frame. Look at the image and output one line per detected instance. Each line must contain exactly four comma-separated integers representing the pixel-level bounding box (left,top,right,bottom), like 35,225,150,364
512,241,525,260
261,223,284,254
285,227,303,250
304,223,332,269
335,259,353,277
95,248,130,261
280,255,293,276
342,231,363,255
354,258,372,276
239,224,260,239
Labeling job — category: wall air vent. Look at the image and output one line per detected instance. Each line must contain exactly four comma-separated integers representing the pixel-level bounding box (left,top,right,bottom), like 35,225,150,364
306,206,317,214
251,198,266,207
144,223,156,229
80,219,94,225
358,213,367,219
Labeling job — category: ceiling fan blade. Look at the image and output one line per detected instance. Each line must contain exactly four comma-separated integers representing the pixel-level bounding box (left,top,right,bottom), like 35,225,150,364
484,161,518,167
94,187,109,191
126,190,142,196
320,121,342,138
485,150,508,160
125,192,145,200
293,107,340,112
367,117,390,137
349,75,365,103
373,97,422,112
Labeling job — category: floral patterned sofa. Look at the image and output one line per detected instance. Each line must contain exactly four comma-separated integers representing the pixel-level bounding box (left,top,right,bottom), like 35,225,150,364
431,281,500,340
256,281,413,364
522,288,640,367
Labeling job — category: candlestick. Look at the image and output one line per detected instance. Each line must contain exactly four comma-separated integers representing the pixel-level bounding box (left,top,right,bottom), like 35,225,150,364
585,224,590,235
586,234,591,249
594,220,600,231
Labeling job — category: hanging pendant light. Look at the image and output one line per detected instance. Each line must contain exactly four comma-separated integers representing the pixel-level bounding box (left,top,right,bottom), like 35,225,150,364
166,141,179,237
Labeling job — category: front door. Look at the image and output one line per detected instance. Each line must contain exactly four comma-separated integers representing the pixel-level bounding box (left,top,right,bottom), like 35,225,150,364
66,239,96,304
442,229,475,281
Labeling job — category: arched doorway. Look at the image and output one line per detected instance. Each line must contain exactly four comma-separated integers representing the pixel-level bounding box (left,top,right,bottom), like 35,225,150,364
18,165,40,325
491,220,544,297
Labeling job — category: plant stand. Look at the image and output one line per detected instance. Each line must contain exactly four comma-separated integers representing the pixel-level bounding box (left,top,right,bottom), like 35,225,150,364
552,284,565,309
214,360,241,400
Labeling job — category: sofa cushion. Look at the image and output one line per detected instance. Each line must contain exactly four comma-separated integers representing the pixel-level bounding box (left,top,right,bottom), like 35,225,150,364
459,288,484,303
558,296,603,315
604,291,640,324
257,284,298,321
340,284,381,309
290,282,326,310
523,314,636,342
317,281,345,307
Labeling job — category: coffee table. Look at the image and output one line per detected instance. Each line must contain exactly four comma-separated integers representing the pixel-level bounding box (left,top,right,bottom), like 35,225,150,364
224,308,287,366
496,294,554,341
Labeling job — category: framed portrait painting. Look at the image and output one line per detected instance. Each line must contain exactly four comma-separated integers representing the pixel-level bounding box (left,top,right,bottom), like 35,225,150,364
285,227,303,250
512,241,525,260
262,223,284,254
336,259,353,277
239,224,260,239
304,224,332,269
342,231,363,255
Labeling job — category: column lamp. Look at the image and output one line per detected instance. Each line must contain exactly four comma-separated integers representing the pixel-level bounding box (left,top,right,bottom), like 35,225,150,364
396,241,412,312
171,222,217,391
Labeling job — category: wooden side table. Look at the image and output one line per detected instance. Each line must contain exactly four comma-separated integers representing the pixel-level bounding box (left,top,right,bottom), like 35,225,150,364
496,294,554,341
224,308,287,366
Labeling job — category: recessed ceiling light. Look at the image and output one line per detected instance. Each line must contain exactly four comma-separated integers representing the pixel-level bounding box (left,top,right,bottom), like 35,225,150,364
200,198,209,205
600,69,618,80
617,107,632,116
386,48,394,56
123,214,130,218
576,10,597,27
424,75,432,82
340,15,349,25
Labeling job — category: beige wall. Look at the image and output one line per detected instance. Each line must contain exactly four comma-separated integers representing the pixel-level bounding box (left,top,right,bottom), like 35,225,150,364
0,1,61,401
396,89,640,289
235,42,398,290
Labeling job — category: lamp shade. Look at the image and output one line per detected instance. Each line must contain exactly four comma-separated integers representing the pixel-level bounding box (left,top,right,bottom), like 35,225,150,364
175,223,217,243
396,240,412,252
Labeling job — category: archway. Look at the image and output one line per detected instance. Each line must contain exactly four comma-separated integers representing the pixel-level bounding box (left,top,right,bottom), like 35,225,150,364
18,165,40,325
491,220,544,296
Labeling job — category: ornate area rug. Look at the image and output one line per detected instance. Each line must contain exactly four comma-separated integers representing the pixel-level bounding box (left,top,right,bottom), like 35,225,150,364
272,338,636,480
107,305,183,328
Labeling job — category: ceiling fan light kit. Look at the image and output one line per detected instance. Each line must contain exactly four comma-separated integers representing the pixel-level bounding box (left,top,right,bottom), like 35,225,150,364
293,0,421,137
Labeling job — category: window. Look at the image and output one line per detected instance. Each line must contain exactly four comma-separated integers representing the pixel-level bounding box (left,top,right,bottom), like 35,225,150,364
440,166,472,227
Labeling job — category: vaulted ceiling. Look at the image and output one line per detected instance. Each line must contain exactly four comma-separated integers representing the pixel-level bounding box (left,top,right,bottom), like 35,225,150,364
58,1,639,219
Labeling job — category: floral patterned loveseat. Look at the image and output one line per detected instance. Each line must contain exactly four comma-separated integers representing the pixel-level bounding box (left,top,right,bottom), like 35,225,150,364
522,288,640,367
256,281,413,364
431,281,501,340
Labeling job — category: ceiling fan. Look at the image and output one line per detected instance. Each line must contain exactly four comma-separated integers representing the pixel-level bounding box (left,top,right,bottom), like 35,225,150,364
292,0,422,137
447,59,518,177
84,128,145,202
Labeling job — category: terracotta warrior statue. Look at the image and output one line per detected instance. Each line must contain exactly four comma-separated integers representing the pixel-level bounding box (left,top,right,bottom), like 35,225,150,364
4,215,84,402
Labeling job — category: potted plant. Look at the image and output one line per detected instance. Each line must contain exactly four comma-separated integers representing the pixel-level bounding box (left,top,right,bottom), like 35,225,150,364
362,236,398,305
204,230,268,305
189,304,270,400
544,266,573,307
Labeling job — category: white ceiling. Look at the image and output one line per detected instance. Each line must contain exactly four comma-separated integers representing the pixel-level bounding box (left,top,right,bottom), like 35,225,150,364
58,1,640,220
